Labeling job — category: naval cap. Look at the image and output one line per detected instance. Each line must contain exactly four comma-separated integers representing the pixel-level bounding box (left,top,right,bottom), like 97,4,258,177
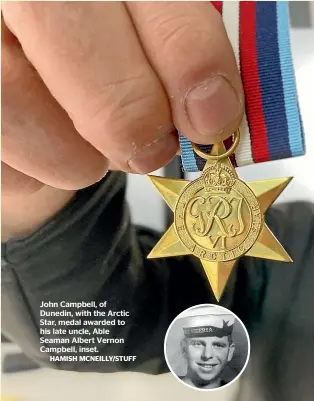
180,306,235,338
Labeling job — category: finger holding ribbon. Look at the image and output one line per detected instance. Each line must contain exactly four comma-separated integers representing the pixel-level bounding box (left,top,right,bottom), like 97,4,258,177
2,1,243,197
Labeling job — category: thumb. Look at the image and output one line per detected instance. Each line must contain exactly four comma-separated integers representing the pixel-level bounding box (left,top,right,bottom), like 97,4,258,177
128,1,244,144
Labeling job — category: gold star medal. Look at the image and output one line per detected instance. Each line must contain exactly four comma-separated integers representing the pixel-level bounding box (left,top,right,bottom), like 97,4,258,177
147,130,292,301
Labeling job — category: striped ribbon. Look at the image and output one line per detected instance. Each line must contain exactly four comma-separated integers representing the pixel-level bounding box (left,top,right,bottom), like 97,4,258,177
179,1,305,172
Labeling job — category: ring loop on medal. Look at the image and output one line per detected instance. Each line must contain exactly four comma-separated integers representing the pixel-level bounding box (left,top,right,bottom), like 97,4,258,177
192,129,240,161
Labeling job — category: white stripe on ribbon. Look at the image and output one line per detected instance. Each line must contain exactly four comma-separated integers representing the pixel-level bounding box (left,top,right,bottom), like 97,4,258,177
221,1,254,166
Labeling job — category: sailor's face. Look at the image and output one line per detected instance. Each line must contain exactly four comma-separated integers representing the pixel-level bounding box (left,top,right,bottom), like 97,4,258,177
185,336,233,383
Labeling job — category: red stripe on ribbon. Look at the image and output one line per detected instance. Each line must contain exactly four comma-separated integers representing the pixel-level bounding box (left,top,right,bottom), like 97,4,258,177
211,1,223,13
240,2,270,162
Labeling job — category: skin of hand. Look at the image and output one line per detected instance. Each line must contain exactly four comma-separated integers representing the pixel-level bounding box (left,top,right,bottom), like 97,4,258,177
1,1,244,239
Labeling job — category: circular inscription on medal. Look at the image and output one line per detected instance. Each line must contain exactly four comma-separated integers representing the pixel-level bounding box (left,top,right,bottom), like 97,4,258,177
174,169,263,262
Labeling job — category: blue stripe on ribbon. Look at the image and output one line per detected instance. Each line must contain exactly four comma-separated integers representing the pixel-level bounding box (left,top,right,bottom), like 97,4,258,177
179,133,198,171
178,1,305,172
276,1,305,156
256,1,291,160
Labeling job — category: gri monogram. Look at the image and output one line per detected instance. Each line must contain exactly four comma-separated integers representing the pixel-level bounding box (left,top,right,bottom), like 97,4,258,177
187,195,245,248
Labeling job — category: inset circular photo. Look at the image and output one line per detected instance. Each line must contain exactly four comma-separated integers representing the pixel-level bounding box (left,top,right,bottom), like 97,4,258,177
164,304,250,391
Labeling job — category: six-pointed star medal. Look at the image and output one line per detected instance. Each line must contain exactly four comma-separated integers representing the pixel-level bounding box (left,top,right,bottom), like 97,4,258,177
147,143,292,301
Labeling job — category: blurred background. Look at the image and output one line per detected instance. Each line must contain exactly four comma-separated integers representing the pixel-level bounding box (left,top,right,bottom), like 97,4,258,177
2,3,314,401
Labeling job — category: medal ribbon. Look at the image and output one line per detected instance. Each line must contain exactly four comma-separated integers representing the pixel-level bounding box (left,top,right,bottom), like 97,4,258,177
179,1,305,172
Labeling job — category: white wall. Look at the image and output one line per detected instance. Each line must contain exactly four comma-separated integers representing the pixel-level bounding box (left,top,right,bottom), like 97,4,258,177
310,2,314,26
126,168,165,232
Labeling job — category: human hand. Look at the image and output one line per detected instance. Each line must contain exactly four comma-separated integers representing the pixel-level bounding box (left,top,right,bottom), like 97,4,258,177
2,1,244,196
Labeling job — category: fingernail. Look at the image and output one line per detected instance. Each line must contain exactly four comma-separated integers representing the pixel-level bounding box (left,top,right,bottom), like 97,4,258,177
128,132,178,174
185,76,242,136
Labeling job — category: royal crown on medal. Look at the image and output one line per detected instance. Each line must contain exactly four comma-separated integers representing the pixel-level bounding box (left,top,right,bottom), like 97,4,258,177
202,163,235,194
147,130,292,301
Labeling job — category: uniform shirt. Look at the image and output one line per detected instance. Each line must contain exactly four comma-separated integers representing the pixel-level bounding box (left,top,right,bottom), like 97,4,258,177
2,171,314,401
179,376,228,388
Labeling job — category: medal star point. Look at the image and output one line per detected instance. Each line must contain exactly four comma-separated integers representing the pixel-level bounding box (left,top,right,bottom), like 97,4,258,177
147,224,190,259
200,259,237,301
246,224,293,263
147,176,189,211
148,145,292,301
247,177,293,214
